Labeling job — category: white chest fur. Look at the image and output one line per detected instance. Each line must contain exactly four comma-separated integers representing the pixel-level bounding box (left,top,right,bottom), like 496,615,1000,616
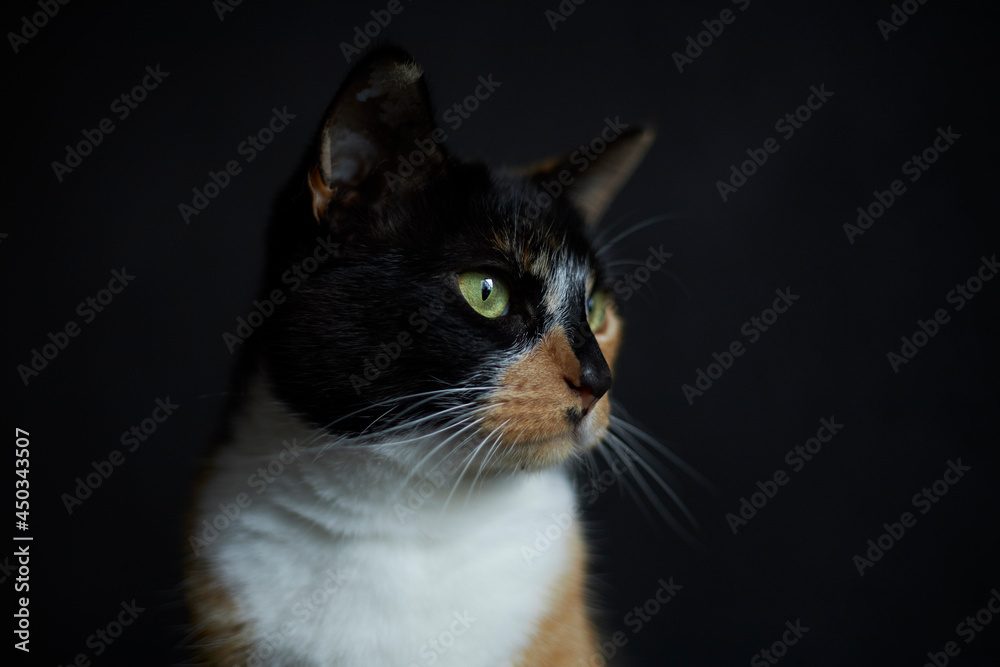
192,381,579,666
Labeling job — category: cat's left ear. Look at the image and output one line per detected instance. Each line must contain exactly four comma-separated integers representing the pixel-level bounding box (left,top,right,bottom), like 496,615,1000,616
513,126,655,228
309,48,443,223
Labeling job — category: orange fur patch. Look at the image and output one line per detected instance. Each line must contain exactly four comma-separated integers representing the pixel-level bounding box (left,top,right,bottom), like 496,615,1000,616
479,327,580,459
514,525,595,666
183,459,254,666
308,165,336,223
184,560,254,666
594,301,623,370
479,307,622,468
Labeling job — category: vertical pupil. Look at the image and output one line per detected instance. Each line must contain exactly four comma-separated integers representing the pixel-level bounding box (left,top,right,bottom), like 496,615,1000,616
481,278,493,302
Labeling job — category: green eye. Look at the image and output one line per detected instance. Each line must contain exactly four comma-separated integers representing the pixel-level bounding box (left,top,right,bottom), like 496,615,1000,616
458,271,510,318
587,290,609,331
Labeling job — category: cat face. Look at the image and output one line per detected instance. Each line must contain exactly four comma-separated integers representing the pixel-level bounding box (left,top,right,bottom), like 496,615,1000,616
257,48,652,471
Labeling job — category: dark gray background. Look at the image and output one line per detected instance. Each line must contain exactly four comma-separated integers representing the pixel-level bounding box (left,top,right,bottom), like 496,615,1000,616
5,0,998,664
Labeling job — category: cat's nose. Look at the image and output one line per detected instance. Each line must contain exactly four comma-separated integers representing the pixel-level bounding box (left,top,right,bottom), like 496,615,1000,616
565,357,612,415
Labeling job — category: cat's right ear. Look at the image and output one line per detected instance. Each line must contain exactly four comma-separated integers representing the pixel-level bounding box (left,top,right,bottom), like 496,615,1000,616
309,49,444,224
510,126,655,229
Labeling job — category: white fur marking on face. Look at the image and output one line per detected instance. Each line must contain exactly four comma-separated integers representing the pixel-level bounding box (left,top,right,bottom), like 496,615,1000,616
544,288,561,316
543,254,588,325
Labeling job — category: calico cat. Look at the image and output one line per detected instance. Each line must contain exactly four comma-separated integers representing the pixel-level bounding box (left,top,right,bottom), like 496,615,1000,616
185,47,655,666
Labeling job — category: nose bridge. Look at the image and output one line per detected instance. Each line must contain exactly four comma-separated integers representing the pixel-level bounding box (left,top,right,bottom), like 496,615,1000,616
540,326,582,385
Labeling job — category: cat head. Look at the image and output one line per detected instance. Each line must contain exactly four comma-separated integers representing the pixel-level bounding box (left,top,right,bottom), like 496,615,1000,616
258,47,653,471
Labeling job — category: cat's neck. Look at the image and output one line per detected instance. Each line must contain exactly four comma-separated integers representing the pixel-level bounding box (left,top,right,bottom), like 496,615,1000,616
207,373,576,539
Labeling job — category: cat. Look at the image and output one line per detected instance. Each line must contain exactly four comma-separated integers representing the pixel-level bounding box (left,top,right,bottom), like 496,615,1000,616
185,46,656,666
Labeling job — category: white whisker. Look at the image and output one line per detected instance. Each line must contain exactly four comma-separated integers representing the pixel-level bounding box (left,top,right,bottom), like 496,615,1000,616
594,213,678,257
